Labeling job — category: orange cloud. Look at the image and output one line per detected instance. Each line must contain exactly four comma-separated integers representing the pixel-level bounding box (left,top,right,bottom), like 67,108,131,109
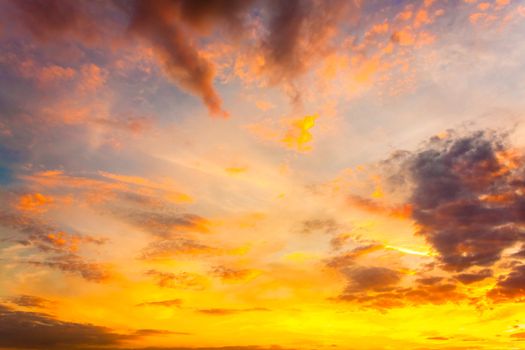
17,193,53,212
225,167,248,175
46,231,81,252
77,64,107,93
347,195,413,219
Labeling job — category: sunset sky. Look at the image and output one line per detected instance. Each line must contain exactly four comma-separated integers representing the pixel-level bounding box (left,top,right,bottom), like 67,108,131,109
1,1,525,349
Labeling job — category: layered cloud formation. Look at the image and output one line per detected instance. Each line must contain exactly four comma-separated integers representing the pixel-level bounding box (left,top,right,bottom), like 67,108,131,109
1,1,525,349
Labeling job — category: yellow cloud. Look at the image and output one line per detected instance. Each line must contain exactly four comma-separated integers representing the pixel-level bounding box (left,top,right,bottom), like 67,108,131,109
282,114,318,152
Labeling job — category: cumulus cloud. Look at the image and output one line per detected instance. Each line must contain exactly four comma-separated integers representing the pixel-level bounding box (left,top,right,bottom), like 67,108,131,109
332,129,525,307
404,131,525,271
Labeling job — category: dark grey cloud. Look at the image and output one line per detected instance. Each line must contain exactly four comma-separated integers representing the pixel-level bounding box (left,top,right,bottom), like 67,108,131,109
325,244,383,269
335,275,467,309
6,0,100,43
128,0,236,117
7,295,52,308
5,0,358,115
262,0,356,84
488,264,525,300
0,304,126,349
455,269,492,284
342,266,402,293
404,131,525,271
0,304,184,349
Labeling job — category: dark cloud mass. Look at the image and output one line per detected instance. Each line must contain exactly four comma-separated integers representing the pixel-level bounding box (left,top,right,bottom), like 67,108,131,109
455,268,493,285
0,304,185,349
332,130,525,307
7,295,51,308
262,0,354,83
0,304,126,349
489,264,525,300
129,0,229,117
342,266,402,293
8,0,99,42
5,0,356,115
406,131,525,271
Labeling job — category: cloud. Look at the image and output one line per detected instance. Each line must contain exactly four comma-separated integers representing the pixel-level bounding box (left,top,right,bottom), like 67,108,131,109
29,254,111,282
335,275,468,309
16,193,53,212
455,268,492,284
0,210,105,254
116,347,296,350
326,244,384,269
116,210,210,238
0,304,183,349
210,265,256,281
404,130,525,271
7,295,52,308
136,299,183,308
488,264,525,300
347,195,413,219
261,0,356,85
281,115,317,152
0,304,126,349
128,0,232,117
196,307,269,316
140,238,214,260
299,218,341,235
342,266,403,293
7,0,100,43
146,269,207,290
